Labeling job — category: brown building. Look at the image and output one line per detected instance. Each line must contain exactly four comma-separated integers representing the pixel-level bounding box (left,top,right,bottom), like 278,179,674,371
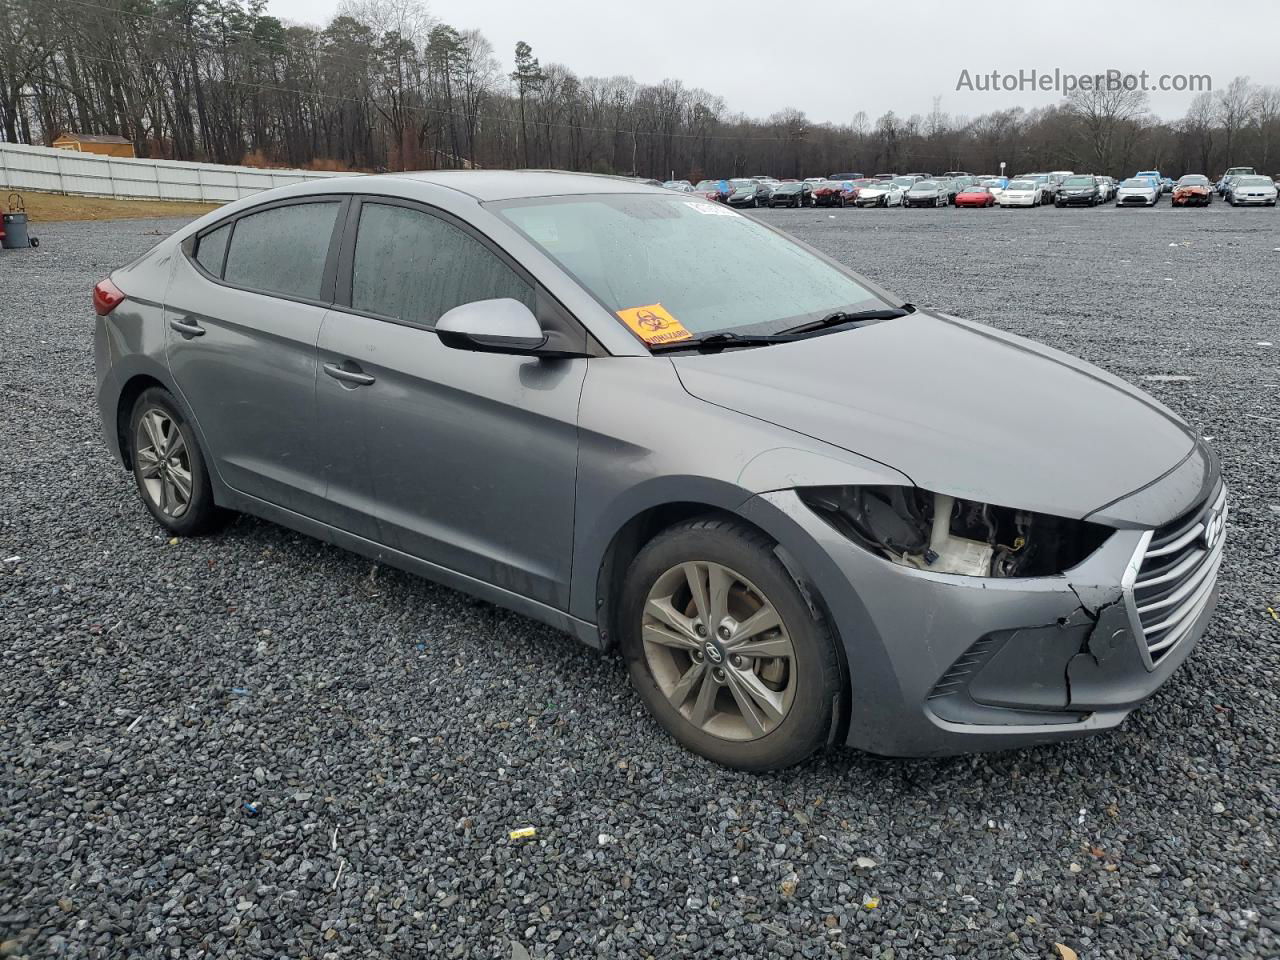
50,133,136,158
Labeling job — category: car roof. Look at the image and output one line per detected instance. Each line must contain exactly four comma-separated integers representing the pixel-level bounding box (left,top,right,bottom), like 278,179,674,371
384,169,672,201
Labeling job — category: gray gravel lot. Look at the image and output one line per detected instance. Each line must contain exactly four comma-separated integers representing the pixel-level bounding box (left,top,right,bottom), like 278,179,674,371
1,203,1278,959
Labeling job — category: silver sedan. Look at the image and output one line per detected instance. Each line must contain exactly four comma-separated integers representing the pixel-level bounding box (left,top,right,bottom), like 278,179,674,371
93,172,1226,769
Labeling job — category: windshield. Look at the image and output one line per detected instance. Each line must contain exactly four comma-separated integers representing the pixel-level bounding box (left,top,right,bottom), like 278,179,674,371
1177,176,1208,184
1121,179,1150,188
729,179,754,189
913,180,938,189
961,186,988,193
494,195,887,342
890,177,915,188
1063,176,1094,187
1238,176,1272,186
694,180,720,191
1006,181,1035,190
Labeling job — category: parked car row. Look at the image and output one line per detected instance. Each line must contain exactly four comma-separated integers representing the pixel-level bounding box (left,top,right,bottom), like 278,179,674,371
666,169,1278,210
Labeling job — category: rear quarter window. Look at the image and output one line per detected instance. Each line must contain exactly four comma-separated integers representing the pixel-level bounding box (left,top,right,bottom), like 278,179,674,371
194,223,230,276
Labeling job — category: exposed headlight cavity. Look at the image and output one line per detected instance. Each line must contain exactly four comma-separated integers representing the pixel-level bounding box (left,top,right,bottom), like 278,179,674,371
799,486,1111,577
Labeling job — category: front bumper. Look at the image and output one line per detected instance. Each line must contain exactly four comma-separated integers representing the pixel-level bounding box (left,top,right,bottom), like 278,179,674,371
1058,194,1098,205
742,487,1221,757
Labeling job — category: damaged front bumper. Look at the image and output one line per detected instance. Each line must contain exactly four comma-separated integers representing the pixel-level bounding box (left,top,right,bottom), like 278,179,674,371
743,489,1219,757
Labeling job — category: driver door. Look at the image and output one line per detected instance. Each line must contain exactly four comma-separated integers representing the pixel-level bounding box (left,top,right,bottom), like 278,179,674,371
316,198,588,609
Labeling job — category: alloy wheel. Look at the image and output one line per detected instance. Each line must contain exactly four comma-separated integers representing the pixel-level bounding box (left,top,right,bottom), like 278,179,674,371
135,408,193,518
641,561,797,741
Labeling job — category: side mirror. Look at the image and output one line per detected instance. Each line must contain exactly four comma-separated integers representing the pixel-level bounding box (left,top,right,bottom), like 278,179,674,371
435,298,548,356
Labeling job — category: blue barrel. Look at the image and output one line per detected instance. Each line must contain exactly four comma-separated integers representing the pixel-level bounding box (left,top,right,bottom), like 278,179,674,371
1,212,30,248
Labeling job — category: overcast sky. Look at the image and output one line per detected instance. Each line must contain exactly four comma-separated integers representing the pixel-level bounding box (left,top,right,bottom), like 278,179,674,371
268,0,1275,125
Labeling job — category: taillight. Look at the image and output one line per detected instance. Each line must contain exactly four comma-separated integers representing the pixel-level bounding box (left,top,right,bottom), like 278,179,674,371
93,278,125,316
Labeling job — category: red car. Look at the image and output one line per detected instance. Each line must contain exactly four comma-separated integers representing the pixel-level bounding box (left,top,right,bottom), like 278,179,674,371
812,181,848,207
954,185,996,208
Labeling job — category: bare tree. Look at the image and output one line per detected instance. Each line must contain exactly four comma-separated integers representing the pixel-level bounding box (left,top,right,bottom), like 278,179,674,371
1064,82,1150,173
1215,75,1257,166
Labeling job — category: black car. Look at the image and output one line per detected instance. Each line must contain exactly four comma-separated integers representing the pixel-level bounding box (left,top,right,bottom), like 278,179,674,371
1055,175,1103,207
727,180,774,208
769,182,812,208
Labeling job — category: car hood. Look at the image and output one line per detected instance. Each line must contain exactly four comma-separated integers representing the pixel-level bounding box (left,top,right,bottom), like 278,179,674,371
671,310,1198,522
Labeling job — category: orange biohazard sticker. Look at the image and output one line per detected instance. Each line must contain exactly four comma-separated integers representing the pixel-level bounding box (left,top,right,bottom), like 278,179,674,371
617,303,693,346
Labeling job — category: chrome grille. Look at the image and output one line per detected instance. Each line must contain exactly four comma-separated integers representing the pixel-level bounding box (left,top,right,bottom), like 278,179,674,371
1132,484,1227,663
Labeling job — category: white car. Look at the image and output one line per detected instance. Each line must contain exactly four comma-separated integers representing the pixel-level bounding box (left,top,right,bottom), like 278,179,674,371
1227,175,1278,206
854,183,905,207
996,179,1044,207
1115,178,1159,207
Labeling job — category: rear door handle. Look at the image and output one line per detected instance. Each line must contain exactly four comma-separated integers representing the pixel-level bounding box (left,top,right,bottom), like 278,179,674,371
169,317,206,337
323,362,376,387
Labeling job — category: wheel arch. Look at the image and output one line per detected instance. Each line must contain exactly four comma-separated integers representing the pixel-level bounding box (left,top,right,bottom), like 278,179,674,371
592,498,853,748
109,366,230,505
115,373,169,469
592,500,748,652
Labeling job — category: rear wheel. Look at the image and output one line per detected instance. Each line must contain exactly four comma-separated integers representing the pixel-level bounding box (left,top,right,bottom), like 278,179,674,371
129,387,221,536
619,518,842,770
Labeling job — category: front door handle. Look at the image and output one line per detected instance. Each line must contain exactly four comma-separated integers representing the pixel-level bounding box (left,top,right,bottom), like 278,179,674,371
323,362,376,387
169,317,206,337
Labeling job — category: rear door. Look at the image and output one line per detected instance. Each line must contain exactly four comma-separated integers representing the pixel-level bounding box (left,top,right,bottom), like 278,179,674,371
165,197,346,517
315,196,588,609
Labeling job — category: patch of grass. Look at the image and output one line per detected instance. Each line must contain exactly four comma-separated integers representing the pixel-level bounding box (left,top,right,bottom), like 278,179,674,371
6,191,222,222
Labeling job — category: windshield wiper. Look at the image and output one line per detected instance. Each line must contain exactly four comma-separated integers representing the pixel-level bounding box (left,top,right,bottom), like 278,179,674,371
777,305,913,337
649,331,801,353
648,305,914,354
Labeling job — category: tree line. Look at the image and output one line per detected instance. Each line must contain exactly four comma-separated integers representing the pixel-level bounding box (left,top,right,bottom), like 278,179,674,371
2,0,1278,180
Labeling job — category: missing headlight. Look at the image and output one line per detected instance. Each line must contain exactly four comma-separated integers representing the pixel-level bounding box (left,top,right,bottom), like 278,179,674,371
798,486,1111,577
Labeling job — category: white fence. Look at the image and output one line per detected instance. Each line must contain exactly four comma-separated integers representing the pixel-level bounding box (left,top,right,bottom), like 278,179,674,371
0,142,359,202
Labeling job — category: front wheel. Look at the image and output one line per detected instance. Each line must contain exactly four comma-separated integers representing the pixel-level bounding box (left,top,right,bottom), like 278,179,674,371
129,387,221,536
619,518,843,771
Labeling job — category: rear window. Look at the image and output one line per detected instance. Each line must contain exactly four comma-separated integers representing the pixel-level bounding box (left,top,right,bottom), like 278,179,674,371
194,223,230,276
222,201,340,300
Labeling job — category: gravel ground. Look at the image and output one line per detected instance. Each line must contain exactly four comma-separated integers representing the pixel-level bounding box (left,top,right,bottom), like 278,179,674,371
1,204,1277,960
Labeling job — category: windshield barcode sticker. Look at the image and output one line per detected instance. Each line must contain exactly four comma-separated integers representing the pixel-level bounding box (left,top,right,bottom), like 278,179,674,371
684,201,738,217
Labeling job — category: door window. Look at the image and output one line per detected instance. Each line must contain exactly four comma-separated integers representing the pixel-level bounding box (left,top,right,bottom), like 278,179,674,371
222,201,340,300
351,202,534,326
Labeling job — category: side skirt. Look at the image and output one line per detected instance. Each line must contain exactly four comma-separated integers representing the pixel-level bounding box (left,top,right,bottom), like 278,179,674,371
219,487,604,650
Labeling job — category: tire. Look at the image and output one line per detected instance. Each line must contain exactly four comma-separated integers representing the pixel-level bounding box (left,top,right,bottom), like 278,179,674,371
618,517,843,771
128,387,221,536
